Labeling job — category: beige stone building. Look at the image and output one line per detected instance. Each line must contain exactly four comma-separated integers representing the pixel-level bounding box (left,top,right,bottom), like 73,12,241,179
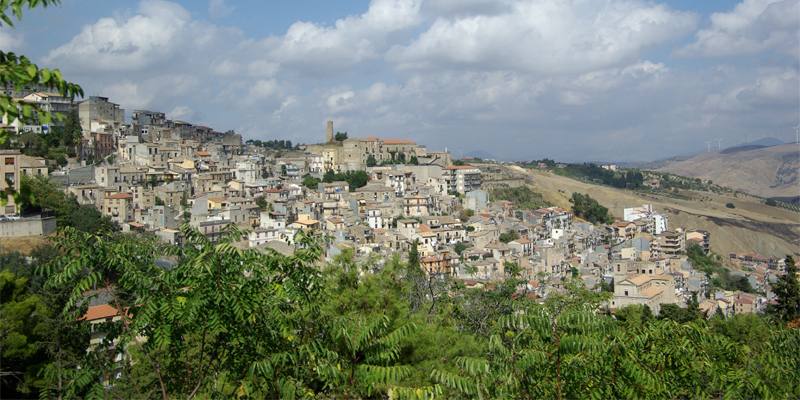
103,193,133,224
306,122,427,172
612,274,677,314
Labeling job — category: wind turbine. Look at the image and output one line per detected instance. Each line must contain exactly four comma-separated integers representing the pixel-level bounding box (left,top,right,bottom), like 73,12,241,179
715,138,722,152
705,141,712,153
794,124,800,144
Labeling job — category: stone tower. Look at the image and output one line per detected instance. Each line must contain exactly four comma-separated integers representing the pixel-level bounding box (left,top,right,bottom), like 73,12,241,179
326,120,334,143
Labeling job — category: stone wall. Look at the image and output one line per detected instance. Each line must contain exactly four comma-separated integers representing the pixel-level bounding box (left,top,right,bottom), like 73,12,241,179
0,215,57,237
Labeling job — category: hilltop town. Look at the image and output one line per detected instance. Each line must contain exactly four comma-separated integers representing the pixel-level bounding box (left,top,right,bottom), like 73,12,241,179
1,92,790,321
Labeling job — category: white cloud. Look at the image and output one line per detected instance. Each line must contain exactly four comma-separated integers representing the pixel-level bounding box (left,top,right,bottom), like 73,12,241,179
326,90,356,113
168,105,194,120
45,0,192,71
706,68,799,112
208,0,234,19
212,59,239,76
269,0,422,70
389,0,697,74
31,0,799,160
103,81,154,109
0,29,22,50
248,79,279,100
680,0,799,57
246,60,279,77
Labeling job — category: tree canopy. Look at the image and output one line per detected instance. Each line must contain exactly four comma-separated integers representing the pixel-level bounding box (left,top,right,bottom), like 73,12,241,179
0,230,798,399
570,192,613,224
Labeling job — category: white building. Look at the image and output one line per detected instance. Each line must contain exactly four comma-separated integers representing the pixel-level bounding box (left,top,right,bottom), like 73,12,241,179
623,204,668,235
366,209,385,229
623,204,654,222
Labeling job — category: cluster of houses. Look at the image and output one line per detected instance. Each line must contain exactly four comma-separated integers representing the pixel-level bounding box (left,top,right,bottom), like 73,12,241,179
0,91,793,321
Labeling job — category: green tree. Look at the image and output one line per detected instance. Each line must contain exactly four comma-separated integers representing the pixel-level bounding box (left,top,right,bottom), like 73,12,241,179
769,255,800,322
302,174,321,189
366,154,377,167
491,186,550,210
0,270,52,396
409,156,419,165
323,169,336,183
570,192,613,224
334,132,348,141
499,230,519,243
255,196,268,211
16,175,117,232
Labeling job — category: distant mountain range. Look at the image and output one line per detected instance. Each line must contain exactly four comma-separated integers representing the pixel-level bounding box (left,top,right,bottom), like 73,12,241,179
655,142,799,198
630,137,788,169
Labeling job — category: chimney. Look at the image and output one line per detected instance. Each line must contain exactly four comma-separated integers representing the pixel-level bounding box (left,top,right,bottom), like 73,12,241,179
326,120,334,143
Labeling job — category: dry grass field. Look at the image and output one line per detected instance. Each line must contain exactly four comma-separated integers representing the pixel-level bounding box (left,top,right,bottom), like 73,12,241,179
508,165,799,258
0,235,50,255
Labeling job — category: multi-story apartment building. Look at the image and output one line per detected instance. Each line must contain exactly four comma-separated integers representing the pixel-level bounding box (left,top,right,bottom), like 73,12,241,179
102,193,133,224
78,96,124,132
445,165,482,194
655,230,685,258
1,150,48,215
403,195,430,217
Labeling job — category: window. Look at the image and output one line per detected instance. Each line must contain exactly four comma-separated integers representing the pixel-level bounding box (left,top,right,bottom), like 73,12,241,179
4,157,14,165
624,290,629,296
4,172,15,185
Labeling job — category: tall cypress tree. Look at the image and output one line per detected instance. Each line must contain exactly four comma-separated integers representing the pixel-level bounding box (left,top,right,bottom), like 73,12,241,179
770,255,800,322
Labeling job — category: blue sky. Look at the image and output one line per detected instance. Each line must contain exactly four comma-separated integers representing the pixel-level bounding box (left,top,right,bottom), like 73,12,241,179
3,0,798,161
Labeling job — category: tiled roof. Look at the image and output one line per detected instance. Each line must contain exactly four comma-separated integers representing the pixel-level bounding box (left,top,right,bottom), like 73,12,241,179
80,304,124,321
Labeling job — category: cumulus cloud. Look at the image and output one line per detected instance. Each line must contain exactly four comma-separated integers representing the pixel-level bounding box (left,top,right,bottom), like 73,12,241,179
32,0,799,160
168,105,194,120
389,0,697,74
326,90,356,113
269,0,422,71
0,29,22,50
103,81,154,109
680,0,799,57
248,79,279,100
45,0,192,71
704,69,799,112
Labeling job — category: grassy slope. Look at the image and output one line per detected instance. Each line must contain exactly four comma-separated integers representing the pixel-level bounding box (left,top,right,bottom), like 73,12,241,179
0,235,50,255
506,165,800,258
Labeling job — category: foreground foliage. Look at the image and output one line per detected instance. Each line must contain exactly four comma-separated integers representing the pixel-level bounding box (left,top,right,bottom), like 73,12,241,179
1,228,798,399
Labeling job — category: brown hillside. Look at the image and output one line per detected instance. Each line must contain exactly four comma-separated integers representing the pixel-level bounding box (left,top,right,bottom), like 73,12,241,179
656,144,799,198
504,165,800,259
